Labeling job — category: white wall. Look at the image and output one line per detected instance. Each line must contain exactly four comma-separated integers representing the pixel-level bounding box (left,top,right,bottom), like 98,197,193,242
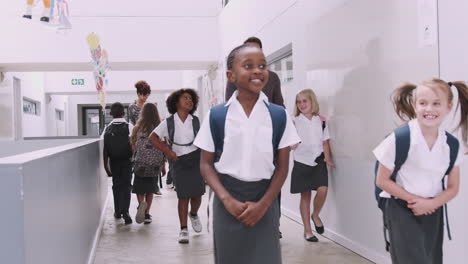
0,0,220,68
46,95,69,136
219,0,441,263
12,72,48,138
439,1,468,263
45,71,184,94
0,73,14,140
2,0,221,18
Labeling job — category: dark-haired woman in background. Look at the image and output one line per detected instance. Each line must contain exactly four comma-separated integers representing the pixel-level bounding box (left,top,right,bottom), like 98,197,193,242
128,80,151,126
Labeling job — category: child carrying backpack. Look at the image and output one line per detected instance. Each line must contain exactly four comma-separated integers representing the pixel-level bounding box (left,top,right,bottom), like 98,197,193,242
194,44,300,264
103,102,134,224
130,103,166,224
374,79,467,264
149,88,205,244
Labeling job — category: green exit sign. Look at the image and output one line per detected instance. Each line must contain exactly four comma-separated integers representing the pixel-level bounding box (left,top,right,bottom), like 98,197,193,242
71,79,85,85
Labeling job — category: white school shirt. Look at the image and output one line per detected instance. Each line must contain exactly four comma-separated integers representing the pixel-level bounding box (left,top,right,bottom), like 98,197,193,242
194,91,301,182
153,113,198,157
100,118,134,139
293,114,330,166
373,119,464,198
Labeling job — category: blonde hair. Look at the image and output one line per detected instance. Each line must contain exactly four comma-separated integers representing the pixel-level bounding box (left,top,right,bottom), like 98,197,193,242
294,89,320,116
392,78,468,145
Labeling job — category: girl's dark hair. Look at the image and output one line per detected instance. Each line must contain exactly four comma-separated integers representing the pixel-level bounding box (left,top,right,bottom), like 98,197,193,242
226,44,251,70
166,88,199,115
110,102,125,118
244,36,263,49
131,103,161,146
393,78,468,146
392,83,417,121
135,80,151,95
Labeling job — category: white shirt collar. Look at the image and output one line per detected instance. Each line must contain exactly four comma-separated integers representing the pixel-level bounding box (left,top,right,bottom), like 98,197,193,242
297,113,319,121
174,112,193,124
111,118,128,124
225,90,269,107
408,119,446,146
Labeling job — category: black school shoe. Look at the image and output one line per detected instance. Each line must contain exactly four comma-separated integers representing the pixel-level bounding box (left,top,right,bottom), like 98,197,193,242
114,212,122,219
144,214,152,224
122,212,133,224
312,216,325,234
304,234,319,242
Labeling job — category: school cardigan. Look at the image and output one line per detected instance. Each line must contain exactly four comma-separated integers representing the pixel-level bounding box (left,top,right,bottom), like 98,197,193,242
293,114,330,166
225,70,285,107
194,91,300,182
373,119,464,198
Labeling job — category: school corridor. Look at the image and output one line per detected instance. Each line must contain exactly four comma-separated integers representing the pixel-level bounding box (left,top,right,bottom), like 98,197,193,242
93,180,371,264
1,0,468,264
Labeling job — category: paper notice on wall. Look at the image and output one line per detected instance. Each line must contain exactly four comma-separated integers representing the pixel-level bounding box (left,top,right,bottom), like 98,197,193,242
418,0,438,47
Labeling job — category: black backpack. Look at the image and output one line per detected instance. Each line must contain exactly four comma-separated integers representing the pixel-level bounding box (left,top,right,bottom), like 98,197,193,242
104,122,133,160
166,115,200,149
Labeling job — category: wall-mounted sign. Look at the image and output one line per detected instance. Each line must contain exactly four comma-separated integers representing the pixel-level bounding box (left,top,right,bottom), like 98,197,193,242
71,79,85,85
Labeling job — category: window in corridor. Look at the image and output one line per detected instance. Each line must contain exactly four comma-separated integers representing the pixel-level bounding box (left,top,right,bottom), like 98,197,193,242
267,43,293,84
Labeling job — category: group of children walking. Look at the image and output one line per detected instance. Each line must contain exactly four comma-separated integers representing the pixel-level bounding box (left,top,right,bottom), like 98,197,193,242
102,43,467,264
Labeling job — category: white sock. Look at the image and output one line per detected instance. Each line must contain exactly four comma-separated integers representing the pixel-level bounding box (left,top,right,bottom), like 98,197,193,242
42,7,50,17
25,5,32,16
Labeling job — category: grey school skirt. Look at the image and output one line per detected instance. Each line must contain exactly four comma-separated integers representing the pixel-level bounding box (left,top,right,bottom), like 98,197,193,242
213,173,281,264
290,153,328,194
385,199,443,264
172,149,205,199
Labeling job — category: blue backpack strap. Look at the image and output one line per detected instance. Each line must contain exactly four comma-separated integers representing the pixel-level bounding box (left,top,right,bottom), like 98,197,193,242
442,132,459,241
391,124,411,182
209,103,229,162
166,115,175,149
445,132,459,176
264,101,287,161
192,115,200,137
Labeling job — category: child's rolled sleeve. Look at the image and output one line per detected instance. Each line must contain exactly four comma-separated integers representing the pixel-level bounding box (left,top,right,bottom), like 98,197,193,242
373,133,396,171
194,111,215,153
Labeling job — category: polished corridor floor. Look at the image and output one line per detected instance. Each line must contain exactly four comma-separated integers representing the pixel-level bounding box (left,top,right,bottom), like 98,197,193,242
94,182,373,264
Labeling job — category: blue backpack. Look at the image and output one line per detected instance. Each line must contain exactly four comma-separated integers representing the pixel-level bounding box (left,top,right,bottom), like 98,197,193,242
374,124,459,248
209,101,287,162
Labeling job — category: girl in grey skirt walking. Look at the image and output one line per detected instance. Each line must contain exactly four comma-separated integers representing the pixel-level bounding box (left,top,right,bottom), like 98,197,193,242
195,44,300,264
149,88,205,244
374,79,467,263
130,103,166,224
290,89,335,242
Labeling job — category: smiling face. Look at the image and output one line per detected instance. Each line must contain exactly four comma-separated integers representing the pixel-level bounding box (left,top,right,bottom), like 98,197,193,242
414,85,452,130
228,46,269,95
296,94,313,115
176,92,194,113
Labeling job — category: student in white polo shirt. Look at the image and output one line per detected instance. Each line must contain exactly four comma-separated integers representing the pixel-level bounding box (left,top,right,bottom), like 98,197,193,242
374,79,468,264
149,88,205,244
195,44,300,264
290,89,335,242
